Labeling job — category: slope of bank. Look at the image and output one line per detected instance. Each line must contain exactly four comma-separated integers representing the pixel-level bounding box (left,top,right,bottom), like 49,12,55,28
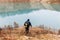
0,27,60,40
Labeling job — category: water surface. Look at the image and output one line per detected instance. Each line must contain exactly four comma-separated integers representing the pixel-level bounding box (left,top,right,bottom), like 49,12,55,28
0,9,60,29
0,3,60,29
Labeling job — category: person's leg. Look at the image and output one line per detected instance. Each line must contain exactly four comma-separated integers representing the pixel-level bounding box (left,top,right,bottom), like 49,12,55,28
25,27,29,35
25,27,27,35
26,28,29,34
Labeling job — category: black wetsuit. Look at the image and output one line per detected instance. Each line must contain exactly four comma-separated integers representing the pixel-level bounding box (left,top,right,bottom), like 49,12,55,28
24,20,32,34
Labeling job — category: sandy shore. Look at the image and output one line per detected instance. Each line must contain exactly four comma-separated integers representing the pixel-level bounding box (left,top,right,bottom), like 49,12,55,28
0,27,60,40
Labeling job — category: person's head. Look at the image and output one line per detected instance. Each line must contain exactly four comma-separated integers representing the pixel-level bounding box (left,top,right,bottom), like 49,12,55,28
27,19,30,21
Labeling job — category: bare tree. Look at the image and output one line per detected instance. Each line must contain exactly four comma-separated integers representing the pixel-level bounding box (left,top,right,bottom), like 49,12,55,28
0,28,2,34
58,29,60,35
14,22,19,28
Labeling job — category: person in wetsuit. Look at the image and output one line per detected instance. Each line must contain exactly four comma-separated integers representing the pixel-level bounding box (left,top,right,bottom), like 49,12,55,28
24,19,32,34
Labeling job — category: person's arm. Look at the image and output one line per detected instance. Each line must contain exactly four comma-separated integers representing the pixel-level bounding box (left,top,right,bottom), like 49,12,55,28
29,22,32,27
24,22,26,26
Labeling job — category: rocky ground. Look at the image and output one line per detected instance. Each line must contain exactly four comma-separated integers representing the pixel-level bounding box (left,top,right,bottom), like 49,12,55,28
0,27,60,40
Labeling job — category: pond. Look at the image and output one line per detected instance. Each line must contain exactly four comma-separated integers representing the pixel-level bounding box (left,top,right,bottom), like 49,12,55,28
0,3,60,29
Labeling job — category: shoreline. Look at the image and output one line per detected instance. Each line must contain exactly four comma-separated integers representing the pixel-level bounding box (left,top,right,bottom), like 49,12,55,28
0,26,60,40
